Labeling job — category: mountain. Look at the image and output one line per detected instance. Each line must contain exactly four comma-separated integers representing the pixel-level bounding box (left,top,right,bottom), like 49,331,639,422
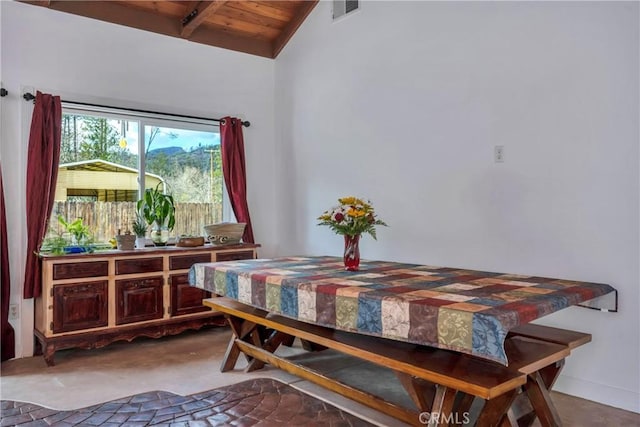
147,146,185,157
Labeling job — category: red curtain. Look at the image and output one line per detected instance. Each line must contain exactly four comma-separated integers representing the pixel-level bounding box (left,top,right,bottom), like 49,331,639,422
23,92,62,299
1,164,15,361
220,117,254,243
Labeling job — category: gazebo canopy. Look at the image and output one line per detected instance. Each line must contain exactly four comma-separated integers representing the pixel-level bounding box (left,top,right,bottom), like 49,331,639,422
55,159,164,202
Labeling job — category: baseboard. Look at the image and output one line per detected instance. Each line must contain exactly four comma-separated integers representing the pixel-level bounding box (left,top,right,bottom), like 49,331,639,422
554,373,639,414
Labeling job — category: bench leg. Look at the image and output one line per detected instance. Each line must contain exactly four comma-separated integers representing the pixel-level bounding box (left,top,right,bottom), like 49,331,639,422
525,371,562,427
395,373,476,427
455,393,476,425
510,360,566,427
221,315,261,372
539,359,565,390
395,372,436,412
477,389,518,427
246,330,291,372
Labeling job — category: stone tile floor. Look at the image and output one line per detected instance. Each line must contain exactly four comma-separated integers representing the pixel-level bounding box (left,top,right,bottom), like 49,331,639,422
2,328,638,427
1,378,373,426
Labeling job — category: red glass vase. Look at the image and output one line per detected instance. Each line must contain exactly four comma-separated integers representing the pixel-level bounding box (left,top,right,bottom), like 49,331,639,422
343,234,361,271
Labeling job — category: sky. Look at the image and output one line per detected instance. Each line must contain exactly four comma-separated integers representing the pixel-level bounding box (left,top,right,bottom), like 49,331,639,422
117,120,220,155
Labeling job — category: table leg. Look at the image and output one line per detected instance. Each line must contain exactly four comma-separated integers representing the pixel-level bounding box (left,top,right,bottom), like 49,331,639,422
429,385,457,427
281,334,296,347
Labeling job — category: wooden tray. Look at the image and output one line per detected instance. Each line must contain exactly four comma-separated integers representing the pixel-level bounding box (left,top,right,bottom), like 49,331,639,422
176,236,205,247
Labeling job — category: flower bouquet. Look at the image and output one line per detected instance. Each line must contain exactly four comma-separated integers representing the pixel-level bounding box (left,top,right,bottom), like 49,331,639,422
317,196,387,270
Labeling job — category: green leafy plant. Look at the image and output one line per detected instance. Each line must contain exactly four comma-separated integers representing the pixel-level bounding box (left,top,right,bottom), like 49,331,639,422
131,215,148,237
136,183,176,231
57,216,91,245
40,233,69,255
40,216,94,254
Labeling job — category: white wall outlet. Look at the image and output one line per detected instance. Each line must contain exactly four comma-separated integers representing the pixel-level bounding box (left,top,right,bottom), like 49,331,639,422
9,303,19,320
494,145,505,163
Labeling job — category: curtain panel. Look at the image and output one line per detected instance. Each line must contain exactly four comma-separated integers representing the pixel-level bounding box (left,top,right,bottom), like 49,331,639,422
220,117,255,244
23,92,62,299
1,164,15,361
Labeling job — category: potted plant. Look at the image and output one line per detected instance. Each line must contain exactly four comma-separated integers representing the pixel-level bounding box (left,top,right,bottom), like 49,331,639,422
137,183,176,246
131,215,148,249
41,216,94,254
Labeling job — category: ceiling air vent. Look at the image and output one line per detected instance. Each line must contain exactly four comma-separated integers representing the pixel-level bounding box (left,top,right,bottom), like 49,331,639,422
333,0,359,20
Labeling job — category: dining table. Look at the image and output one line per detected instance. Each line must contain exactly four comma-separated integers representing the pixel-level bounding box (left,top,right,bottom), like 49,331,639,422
189,256,617,426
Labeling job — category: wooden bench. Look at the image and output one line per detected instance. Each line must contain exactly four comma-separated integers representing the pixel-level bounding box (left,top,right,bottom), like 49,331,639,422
506,324,591,427
509,323,591,350
204,297,583,426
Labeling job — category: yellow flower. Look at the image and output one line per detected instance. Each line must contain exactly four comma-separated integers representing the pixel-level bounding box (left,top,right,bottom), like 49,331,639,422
347,208,366,217
339,196,364,206
317,196,387,239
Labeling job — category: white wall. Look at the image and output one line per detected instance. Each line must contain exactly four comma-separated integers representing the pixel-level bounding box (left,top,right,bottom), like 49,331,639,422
2,0,638,415
275,1,639,412
0,1,277,358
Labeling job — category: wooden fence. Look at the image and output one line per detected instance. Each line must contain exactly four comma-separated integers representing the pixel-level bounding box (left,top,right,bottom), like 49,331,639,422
51,201,223,242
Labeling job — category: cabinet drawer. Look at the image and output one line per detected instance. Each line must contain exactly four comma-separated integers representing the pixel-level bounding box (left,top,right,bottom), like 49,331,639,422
115,257,163,275
169,253,212,271
215,251,254,262
169,274,211,316
116,277,164,325
52,281,108,333
53,261,108,280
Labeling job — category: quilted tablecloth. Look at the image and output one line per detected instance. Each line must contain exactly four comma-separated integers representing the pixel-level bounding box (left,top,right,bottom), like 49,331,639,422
189,256,616,365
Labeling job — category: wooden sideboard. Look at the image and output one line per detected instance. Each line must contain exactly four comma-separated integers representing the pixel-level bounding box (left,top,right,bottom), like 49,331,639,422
35,243,259,366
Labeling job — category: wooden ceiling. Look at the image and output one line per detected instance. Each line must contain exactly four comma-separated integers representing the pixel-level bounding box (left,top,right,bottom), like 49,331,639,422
21,1,319,58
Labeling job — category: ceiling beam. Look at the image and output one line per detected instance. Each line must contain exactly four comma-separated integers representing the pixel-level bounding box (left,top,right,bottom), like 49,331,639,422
20,0,273,58
272,0,318,58
26,0,51,6
188,24,273,58
21,1,183,38
181,1,228,39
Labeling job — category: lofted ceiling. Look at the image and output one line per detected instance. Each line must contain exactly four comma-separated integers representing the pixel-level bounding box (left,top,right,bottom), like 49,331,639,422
21,1,319,58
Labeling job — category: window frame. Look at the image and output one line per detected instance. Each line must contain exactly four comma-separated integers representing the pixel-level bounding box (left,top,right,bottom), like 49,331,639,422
59,104,233,230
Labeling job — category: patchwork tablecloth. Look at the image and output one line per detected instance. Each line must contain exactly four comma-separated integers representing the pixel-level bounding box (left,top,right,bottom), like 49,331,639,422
189,256,616,365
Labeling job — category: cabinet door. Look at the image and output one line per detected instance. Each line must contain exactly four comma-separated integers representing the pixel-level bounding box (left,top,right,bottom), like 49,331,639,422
116,277,164,325
169,274,212,316
53,281,108,333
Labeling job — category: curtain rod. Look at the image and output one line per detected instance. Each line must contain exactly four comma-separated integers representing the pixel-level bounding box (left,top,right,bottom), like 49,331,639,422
22,92,250,127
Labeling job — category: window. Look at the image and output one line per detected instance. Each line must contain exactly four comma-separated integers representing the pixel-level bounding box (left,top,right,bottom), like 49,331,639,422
49,105,225,244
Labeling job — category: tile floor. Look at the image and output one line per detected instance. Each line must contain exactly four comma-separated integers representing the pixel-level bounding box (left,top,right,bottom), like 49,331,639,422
1,327,638,426
2,379,374,426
